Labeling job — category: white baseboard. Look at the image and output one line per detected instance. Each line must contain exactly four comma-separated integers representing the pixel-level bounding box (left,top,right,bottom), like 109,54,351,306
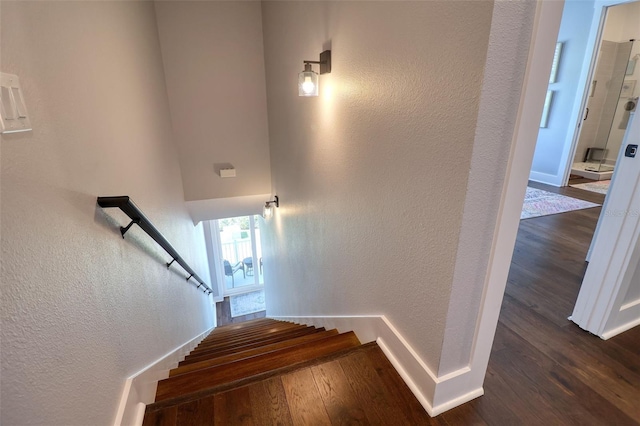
601,298,640,340
268,314,481,417
601,317,640,340
529,170,562,186
113,326,214,426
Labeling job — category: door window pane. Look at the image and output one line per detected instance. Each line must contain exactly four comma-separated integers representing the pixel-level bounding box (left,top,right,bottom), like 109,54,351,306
218,216,264,290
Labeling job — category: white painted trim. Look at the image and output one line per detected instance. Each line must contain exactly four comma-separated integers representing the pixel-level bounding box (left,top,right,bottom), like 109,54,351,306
113,326,214,426
620,297,640,312
268,314,480,417
203,220,222,300
529,170,562,187
185,194,271,225
571,113,640,336
601,316,640,340
570,167,614,181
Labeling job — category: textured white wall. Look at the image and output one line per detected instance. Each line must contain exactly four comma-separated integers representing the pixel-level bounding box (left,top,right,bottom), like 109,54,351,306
154,1,271,203
0,2,213,425
261,1,493,373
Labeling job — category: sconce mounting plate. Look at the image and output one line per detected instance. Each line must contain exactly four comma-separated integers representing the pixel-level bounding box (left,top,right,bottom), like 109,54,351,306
319,50,331,74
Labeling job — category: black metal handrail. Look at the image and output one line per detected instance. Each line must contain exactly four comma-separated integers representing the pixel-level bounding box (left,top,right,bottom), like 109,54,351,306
97,196,211,294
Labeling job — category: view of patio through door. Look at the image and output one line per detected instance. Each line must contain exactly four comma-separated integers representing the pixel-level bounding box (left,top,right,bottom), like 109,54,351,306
218,215,264,292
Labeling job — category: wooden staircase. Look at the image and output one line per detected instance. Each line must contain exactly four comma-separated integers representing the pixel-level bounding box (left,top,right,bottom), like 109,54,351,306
143,318,432,425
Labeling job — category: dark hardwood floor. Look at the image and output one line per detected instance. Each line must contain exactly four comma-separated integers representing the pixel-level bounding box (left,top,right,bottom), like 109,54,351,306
216,296,266,327
437,179,640,425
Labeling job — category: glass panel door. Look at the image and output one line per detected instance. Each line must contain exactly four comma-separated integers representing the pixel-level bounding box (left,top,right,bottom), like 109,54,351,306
217,215,264,293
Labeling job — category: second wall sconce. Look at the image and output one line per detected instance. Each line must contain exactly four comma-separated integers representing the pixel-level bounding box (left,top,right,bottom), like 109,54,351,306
263,195,279,219
298,50,331,97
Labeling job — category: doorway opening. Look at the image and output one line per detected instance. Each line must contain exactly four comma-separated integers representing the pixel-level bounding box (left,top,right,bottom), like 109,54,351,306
217,215,264,292
570,39,635,181
513,0,640,341
203,214,267,326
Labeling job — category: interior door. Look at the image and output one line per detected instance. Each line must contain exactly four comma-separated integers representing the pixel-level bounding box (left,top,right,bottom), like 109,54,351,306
571,111,640,338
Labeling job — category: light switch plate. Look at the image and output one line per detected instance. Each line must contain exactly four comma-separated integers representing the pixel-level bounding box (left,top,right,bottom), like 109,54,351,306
1,73,32,134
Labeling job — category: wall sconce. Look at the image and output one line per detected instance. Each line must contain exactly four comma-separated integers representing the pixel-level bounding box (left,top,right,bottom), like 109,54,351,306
263,195,279,219
298,50,331,97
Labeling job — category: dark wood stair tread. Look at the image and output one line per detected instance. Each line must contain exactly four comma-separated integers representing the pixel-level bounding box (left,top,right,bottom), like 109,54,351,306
170,329,339,377
179,327,322,365
188,323,307,353
199,319,302,341
155,331,361,402
194,321,302,347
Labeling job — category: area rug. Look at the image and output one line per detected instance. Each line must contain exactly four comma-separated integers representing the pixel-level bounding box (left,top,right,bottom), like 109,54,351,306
521,187,600,219
569,180,611,195
230,290,266,317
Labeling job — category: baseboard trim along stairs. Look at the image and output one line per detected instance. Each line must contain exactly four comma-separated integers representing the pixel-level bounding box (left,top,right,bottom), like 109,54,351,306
269,315,484,416
140,318,434,424
114,326,214,426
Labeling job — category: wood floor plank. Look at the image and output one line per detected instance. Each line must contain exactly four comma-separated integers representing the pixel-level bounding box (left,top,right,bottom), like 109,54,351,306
505,261,579,327
491,322,634,425
607,325,640,356
339,349,412,425
176,396,215,426
248,377,294,426
142,406,177,426
460,366,526,425
281,368,332,426
214,386,255,426
499,294,640,420
364,346,437,425
311,359,369,425
439,401,488,426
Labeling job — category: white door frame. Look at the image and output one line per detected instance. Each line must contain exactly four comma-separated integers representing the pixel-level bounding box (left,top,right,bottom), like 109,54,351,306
469,0,638,395
571,112,640,338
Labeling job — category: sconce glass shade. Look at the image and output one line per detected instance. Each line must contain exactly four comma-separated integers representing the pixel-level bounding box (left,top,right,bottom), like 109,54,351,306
298,64,318,97
263,195,279,219
263,203,273,219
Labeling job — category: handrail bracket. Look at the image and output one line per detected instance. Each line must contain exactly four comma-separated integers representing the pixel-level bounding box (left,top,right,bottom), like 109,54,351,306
120,219,141,238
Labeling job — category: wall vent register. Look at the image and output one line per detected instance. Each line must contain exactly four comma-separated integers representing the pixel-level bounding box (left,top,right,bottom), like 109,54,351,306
0,73,32,134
